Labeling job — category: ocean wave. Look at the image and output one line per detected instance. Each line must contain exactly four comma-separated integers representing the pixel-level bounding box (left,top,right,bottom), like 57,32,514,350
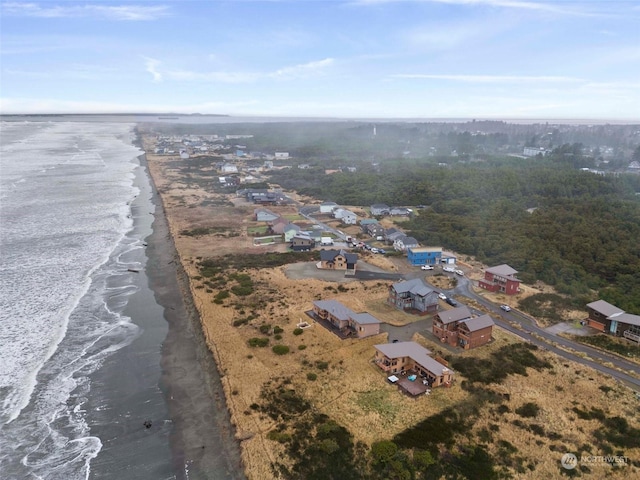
0,121,145,479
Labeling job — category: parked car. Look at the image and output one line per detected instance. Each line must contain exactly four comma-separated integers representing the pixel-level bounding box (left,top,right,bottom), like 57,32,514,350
455,269,464,276
370,248,379,253
500,305,512,312
446,297,458,307
421,265,434,270
378,248,386,254
438,292,447,300
443,266,455,273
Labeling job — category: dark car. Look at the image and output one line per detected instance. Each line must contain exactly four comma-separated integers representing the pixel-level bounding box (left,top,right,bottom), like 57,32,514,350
446,297,458,307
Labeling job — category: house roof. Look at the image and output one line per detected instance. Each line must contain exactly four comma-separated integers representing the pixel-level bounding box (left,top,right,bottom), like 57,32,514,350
371,203,390,209
283,224,300,232
360,219,379,225
409,246,443,254
485,264,518,277
398,236,418,245
319,249,358,264
587,300,624,317
391,278,434,297
270,216,287,225
609,312,640,327
351,312,381,325
292,233,313,241
460,314,495,332
438,306,472,324
374,341,451,376
313,300,354,321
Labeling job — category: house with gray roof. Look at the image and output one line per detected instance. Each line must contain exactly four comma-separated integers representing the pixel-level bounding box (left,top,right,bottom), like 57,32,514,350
283,223,301,242
312,300,381,338
586,300,640,342
254,208,280,222
393,236,419,252
387,278,439,315
370,203,390,216
373,341,454,393
290,233,315,251
319,249,358,271
479,264,521,295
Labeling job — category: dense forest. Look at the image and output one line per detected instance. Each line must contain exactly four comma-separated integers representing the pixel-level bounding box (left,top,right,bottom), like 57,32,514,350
270,153,640,313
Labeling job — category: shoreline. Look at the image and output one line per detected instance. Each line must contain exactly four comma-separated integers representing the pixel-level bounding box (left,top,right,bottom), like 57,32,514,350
87,143,244,478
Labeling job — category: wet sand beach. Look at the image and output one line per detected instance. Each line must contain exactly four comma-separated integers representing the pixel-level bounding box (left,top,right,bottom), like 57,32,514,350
86,153,244,479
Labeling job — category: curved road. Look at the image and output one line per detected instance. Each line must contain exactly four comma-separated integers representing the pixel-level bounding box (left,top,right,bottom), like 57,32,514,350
298,204,639,391
445,275,640,391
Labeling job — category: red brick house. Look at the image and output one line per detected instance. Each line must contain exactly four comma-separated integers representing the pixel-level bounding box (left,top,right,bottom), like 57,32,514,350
432,306,494,349
479,264,521,295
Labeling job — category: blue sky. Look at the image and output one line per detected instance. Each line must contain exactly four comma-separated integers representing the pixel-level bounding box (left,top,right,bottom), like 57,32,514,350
1,0,639,120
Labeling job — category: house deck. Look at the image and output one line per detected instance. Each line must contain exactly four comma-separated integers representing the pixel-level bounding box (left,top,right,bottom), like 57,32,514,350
305,310,354,339
397,375,431,396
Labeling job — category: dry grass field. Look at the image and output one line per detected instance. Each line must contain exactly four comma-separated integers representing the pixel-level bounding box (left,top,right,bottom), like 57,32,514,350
144,137,640,479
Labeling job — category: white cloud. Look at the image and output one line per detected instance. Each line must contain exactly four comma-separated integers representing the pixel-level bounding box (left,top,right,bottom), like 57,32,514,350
353,0,618,17
2,2,170,21
143,58,335,84
391,74,584,83
270,58,335,79
143,57,163,82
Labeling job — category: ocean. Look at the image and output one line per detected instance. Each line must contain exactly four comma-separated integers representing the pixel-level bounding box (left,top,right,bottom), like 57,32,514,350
1,119,244,480
0,121,146,478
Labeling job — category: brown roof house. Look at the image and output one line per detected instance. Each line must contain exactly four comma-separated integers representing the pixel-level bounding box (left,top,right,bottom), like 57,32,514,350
373,341,454,395
478,264,521,295
319,249,358,272
433,306,494,349
387,278,439,315
312,300,381,339
586,300,640,343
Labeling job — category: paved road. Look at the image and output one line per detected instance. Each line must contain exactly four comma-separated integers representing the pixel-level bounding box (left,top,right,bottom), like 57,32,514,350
298,204,640,391
445,275,640,390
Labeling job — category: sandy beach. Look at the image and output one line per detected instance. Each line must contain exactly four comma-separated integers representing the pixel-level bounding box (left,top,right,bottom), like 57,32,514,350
87,152,244,479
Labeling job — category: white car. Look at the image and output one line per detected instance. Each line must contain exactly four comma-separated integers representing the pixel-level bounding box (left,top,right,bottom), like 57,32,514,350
500,305,512,312
421,265,434,270
455,269,464,276
443,266,455,273
438,292,447,300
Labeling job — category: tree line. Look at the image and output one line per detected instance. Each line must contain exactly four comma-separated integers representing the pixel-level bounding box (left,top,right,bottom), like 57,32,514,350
270,155,640,313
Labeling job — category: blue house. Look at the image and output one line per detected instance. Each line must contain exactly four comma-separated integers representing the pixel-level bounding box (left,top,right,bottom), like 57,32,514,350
407,246,443,266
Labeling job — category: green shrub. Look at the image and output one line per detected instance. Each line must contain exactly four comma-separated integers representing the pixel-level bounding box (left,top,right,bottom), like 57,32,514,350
515,402,540,418
272,345,290,355
306,373,317,381
233,318,249,327
298,345,307,350
259,324,272,334
293,328,304,336
267,430,291,443
315,361,329,370
273,326,284,334
248,337,269,347
214,290,230,301
274,334,282,340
